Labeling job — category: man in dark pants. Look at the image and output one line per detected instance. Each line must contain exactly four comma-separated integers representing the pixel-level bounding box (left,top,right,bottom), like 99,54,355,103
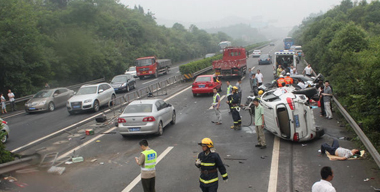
135,140,157,192
226,86,241,130
196,138,228,192
321,139,360,160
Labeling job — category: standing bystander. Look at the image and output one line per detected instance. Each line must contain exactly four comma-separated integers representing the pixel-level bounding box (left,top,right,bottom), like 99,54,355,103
256,70,263,86
212,88,222,125
253,98,266,149
236,79,242,105
135,140,157,192
322,81,333,119
8,90,15,111
311,166,336,192
251,73,258,96
1,93,7,114
302,64,316,77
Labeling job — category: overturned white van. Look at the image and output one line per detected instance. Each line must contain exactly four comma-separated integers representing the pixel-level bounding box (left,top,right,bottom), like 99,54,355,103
260,86,324,142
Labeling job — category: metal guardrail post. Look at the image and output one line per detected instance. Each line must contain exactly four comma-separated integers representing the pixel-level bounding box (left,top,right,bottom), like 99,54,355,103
333,96,380,168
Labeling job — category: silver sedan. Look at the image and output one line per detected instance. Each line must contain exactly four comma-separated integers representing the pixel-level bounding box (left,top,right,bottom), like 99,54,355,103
117,99,176,137
25,88,74,113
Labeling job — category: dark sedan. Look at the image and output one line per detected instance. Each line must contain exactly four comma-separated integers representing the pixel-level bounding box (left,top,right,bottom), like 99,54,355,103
110,74,136,92
258,54,272,65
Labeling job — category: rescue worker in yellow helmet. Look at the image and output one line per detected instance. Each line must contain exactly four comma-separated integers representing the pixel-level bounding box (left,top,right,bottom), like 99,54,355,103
226,86,242,130
258,90,264,96
195,138,228,192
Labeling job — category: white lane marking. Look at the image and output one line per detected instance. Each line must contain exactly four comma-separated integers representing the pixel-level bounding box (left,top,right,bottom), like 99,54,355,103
241,76,245,80
57,127,117,160
208,95,226,110
11,108,113,153
142,79,158,85
121,146,174,192
267,136,280,192
2,111,26,119
164,86,192,101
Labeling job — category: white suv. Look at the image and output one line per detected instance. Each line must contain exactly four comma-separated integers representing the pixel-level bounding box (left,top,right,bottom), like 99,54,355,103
252,50,261,57
67,83,116,114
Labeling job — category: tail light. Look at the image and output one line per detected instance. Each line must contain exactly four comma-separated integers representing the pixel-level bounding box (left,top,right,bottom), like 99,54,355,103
192,83,196,87
310,134,314,139
143,116,156,122
118,118,126,123
2,121,7,125
293,133,299,142
286,97,294,110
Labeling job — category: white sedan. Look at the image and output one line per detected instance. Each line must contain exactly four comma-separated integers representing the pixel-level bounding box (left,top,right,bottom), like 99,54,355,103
252,50,261,57
117,99,176,137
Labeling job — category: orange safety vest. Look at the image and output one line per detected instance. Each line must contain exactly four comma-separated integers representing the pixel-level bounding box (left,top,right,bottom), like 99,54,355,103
277,78,285,87
284,76,293,85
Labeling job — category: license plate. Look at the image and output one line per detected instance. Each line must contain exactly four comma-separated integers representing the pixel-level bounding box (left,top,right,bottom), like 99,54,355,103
215,72,220,75
129,128,141,132
294,115,300,128
73,105,80,109
114,88,118,90
199,85,205,88
29,107,35,110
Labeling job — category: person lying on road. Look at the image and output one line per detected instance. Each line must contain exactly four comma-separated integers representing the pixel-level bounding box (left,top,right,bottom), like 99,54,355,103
320,139,360,160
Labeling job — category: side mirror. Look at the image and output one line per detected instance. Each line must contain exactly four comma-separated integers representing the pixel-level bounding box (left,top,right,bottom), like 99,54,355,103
98,89,104,93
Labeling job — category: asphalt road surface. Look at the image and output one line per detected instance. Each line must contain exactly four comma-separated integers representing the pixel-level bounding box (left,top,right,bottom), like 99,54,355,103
2,42,380,192
2,58,196,152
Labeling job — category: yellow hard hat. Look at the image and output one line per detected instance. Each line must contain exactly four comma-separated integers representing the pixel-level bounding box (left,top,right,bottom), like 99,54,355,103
198,138,214,148
232,86,238,90
258,90,264,95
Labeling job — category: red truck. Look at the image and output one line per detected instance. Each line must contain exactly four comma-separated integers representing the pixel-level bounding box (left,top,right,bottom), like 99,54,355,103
212,47,247,77
135,56,172,79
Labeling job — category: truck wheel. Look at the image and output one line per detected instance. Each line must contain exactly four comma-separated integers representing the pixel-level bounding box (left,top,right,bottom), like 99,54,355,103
154,72,158,78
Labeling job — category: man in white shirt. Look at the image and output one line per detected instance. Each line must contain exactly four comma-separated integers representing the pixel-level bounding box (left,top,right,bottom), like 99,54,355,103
312,166,336,192
8,89,16,111
302,64,316,77
290,65,297,75
256,70,263,86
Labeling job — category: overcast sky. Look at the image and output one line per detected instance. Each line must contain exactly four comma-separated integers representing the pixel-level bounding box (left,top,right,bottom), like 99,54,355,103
120,0,347,29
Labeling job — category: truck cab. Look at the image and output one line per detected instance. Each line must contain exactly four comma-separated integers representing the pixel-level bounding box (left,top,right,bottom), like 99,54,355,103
212,47,247,77
136,56,171,79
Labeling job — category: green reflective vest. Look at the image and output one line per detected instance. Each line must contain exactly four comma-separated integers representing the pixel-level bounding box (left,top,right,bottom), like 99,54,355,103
227,85,232,96
213,93,220,106
141,149,157,171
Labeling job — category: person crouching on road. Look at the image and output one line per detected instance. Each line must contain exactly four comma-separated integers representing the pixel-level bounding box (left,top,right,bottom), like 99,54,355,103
212,88,222,125
135,139,157,192
195,138,228,192
253,98,266,149
226,86,241,130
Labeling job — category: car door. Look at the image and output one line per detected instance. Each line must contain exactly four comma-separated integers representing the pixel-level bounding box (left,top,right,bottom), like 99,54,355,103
52,90,62,106
158,100,171,126
155,101,166,125
58,88,69,107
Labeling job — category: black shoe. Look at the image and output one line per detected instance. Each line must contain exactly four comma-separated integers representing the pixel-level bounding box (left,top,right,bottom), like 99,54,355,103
255,144,261,147
260,145,267,149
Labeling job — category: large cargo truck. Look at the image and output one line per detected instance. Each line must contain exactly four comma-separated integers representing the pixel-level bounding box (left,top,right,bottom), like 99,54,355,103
135,56,171,79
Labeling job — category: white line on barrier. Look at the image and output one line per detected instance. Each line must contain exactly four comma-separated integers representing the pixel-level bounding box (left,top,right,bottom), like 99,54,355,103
142,79,158,85
121,146,174,192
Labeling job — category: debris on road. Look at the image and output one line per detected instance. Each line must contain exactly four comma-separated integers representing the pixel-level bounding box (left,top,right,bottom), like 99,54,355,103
238,161,244,164
100,162,104,165
85,129,94,135
47,166,65,175
91,159,97,163
65,161,73,165
96,140,101,143
72,156,84,163
4,176,17,182
261,156,267,159
364,178,369,182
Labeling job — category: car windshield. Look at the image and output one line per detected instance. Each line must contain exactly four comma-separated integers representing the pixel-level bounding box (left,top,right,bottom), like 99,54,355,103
77,86,97,95
33,90,53,98
128,67,136,71
112,76,128,83
123,104,153,113
136,59,153,67
195,76,211,82
260,54,269,59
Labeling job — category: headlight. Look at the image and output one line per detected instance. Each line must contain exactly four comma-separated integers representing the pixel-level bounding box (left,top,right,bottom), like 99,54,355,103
84,99,92,103
121,83,126,87
39,100,47,105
